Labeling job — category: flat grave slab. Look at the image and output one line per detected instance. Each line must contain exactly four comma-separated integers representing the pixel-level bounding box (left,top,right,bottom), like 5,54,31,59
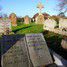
1,34,53,67
1,35,31,67
25,33,53,67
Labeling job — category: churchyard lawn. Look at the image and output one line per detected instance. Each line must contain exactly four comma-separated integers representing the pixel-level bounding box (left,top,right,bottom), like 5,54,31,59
0,23,67,60
12,24,43,34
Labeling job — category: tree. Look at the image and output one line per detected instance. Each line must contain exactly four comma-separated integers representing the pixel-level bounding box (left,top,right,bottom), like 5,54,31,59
58,12,65,17
58,0,67,12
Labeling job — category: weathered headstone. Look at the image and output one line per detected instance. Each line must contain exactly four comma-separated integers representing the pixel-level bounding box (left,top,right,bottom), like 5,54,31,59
24,16,30,24
1,34,53,67
43,18,57,29
0,19,11,35
9,13,17,26
25,33,53,67
35,14,44,24
1,35,32,67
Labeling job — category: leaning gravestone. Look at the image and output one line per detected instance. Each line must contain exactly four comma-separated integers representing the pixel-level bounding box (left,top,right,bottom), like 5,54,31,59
1,34,53,67
1,35,32,67
43,18,57,30
0,19,11,35
25,33,53,67
59,18,67,31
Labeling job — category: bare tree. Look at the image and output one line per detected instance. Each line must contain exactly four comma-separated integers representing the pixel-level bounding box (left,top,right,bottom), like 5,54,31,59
58,0,67,13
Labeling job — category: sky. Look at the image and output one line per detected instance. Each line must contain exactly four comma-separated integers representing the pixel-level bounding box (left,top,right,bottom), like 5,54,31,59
0,0,67,17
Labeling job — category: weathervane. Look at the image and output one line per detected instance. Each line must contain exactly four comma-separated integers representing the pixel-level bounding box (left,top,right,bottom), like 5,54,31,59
37,2,44,15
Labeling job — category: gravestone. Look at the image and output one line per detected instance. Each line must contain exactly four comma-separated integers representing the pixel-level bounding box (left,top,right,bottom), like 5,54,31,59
59,18,67,31
35,14,44,24
1,35,32,67
25,33,53,67
1,34,53,67
9,13,17,26
35,2,44,24
0,19,11,35
61,36,67,49
43,18,57,29
24,16,30,24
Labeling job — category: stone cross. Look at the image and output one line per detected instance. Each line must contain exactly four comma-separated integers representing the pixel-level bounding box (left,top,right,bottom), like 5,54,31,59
37,2,44,15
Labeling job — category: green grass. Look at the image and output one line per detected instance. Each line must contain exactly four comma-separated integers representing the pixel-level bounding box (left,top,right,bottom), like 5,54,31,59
12,24,31,32
16,24,43,34
0,35,2,40
12,23,44,34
